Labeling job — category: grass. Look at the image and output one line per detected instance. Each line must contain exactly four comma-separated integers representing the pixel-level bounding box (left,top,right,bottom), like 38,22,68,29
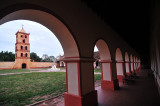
94,74,102,82
94,68,101,73
0,72,101,106
0,72,66,106
0,67,66,74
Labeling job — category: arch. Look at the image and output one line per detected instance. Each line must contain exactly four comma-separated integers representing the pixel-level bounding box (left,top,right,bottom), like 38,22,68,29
0,8,81,97
95,39,111,60
115,48,123,61
93,39,118,90
21,53,23,57
25,46,27,50
0,9,79,57
23,39,25,43
22,63,26,68
115,48,124,81
125,52,129,61
125,52,130,74
21,46,23,50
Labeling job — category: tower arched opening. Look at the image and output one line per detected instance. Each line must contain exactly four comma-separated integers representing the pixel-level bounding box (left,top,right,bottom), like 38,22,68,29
22,63,26,68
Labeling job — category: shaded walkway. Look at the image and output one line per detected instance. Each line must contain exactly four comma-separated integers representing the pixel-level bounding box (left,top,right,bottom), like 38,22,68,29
97,69,160,106
33,69,160,106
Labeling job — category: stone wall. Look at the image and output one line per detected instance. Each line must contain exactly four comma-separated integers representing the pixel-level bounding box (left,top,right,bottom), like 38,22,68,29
0,61,54,70
30,62,53,68
0,62,15,70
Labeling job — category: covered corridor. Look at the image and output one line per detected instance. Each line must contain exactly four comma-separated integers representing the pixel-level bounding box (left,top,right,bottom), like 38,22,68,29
97,69,160,106
0,0,160,106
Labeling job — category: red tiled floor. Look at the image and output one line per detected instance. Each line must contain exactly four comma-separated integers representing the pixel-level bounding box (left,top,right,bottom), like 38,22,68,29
54,69,160,106
96,69,160,106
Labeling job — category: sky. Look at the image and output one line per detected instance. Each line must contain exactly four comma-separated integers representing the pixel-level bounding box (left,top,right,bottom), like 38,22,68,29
0,20,98,57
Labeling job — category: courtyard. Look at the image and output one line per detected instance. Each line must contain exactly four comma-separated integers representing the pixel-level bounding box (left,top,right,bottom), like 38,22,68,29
0,68,101,106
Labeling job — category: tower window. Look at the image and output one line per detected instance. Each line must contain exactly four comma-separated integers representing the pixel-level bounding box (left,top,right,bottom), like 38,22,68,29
25,46,27,50
25,35,27,38
26,53,27,57
21,35,23,37
21,46,23,50
21,53,23,57
23,39,25,43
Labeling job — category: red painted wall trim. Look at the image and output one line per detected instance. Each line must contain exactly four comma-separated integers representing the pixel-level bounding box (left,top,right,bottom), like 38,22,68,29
101,63,103,80
66,62,68,92
110,62,113,81
122,62,125,76
77,62,81,96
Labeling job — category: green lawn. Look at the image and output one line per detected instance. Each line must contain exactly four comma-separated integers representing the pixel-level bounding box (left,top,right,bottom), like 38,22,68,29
94,68,101,73
0,67,66,74
0,72,101,106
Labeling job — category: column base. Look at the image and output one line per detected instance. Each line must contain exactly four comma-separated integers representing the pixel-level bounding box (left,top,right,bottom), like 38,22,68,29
101,79,119,90
65,90,98,106
117,75,125,82
126,72,130,75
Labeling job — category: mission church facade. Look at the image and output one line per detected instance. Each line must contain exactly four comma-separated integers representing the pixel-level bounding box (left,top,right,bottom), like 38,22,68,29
0,27,53,69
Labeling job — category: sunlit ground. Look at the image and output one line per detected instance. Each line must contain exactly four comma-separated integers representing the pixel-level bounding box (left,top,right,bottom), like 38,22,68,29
0,69,101,106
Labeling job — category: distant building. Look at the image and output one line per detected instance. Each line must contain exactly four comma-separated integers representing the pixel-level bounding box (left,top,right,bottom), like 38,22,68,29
0,27,53,69
57,52,100,68
56,54,65,67
13,27,31,68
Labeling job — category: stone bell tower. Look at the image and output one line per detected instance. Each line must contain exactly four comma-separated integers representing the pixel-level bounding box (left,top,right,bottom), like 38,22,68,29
14,27,30,69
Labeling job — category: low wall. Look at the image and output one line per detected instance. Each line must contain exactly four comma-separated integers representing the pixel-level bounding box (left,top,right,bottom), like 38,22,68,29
0,61,55,70
0,62,15,70
30,62,54,68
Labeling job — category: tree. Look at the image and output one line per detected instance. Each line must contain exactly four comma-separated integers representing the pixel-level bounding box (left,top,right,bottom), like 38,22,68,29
41,54,56,62
0,51,15,61
30,52,42,62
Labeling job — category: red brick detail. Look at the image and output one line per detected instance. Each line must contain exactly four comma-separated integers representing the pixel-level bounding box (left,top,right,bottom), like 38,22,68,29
117,75,124,82
101,79,119,90
65,90,98,106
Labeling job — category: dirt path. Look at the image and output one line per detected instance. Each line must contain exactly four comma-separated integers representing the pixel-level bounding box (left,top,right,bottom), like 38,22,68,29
0,70,66,75
0,70,101,75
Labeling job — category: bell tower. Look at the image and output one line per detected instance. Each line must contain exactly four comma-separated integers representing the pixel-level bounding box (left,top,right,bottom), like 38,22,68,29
14,27,30,69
